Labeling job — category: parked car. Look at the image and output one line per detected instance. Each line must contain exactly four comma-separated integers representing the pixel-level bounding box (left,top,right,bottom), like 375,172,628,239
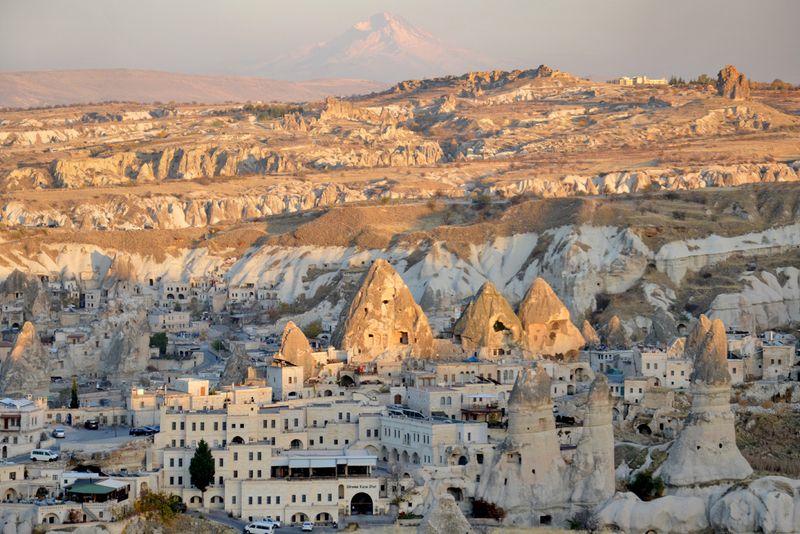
261,517,281,528
84,419,99,430
144,425,160,433
129,427,153,436
243,522,275,534
301,522,314,532
51,428,66,438
30,449,59,462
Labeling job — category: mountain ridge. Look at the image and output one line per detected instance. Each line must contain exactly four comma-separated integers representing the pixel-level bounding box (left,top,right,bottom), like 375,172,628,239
0,69,386,109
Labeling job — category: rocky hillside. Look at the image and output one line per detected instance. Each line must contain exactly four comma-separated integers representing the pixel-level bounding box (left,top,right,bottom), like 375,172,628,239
1,65,799,339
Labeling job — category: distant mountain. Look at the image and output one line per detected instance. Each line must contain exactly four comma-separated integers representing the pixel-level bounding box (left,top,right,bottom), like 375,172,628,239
264,12,495,82
0,69,386,108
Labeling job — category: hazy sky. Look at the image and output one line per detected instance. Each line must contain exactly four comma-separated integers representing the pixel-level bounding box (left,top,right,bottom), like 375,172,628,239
2,0,798,83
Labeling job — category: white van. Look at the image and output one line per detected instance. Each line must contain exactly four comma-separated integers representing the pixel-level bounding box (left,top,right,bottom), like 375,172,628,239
243,522,275,534
30,449,59,462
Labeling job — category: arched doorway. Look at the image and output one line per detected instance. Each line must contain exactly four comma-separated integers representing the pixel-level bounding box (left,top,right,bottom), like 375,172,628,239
350,492,373,515
324,390,333,397
4,488,19,501
340,375,355,388
637,424,652,435
412,452,420,464
291,513,309,525
41,513,59,524
401,451,409,463
457,455,468,466
210,495,224,509
231,436,244,445
315,512,333,524
447,487,463,501
290,439,303,450
190,495,203,504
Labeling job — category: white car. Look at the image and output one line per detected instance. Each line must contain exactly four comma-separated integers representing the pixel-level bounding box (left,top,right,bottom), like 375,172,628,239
301,522,314,532
30,449,59,462
52,428,66,438
261,518,281,528
243,522,274,534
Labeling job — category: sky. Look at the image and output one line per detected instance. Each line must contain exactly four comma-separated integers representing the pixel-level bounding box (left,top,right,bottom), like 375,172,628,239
1,0,799,83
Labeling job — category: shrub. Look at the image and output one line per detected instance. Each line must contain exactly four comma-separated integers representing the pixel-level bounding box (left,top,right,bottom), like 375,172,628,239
133,491,184,522
149,332,168,356
568,508,600,532
302,320,323,339
471,498,505,520
627,472,665,501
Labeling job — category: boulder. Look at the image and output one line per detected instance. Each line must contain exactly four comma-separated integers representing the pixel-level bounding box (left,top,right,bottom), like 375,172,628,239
277,321,315,378
709,476,800,534
518,277,584,359
417,493,473,534
453,281,522,354
0,321,50,397
717,64,750,100
333,259,434,360
597,492,709,533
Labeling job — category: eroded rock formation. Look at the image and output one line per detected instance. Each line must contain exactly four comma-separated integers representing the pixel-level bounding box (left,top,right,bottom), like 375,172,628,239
220,343,250,386
581,320,600,348
276,321,315,379
604,315,629,349
0,322,50,397
334,259,434,361
717,65,751,100
659,318,752,486
518,278,584,359
417,493,473,534
453,281,522,355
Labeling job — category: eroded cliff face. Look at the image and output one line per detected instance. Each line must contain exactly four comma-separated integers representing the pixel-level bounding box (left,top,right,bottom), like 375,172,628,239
3,162,798,231
276,321,315,378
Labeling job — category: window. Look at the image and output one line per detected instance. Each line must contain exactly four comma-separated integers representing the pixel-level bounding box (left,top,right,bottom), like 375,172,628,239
249,452,253,461
178,477,183,485
192,422,196,431
178,458,183,467
219,458,224,467
302,495,307,503
234,452,238,461
171,422,177,431
258,496,262,504
214,422,219,431
200,422,205,431
233,470,238,478
248,496,253,505
169,458,175,467
257,452,262,461
328,493,332,502
276,496,280,504
266,497,271,504
292,495,296,503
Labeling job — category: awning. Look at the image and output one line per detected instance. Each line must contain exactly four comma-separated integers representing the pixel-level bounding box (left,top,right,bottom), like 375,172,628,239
68,483,115,495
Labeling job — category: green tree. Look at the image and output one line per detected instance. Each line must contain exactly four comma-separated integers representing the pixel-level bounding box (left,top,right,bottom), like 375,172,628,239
302,320,323,339
70,378,79,409
149,332,168,356
189,440,215,502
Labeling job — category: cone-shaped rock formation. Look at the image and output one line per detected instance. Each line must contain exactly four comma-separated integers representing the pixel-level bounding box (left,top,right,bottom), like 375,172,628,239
518,277,584,359
453,281,522,354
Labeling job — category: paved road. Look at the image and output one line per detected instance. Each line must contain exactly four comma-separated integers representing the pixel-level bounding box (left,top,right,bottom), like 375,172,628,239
7,425,149,464
198,510,339,533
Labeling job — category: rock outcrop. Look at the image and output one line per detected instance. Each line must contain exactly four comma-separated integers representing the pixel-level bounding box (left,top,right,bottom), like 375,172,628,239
417,493,473,534
597,493,709,533
220,343,250,386
0,322,50,397
276,321,315,379
0,269,49,321
517,278,584,359
581,320,600,348
604,315,629,349
717,65,751,100
708,476,800,533
334,259,434,361
658,318,752,486
453,281,522,355
570,375,615,504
